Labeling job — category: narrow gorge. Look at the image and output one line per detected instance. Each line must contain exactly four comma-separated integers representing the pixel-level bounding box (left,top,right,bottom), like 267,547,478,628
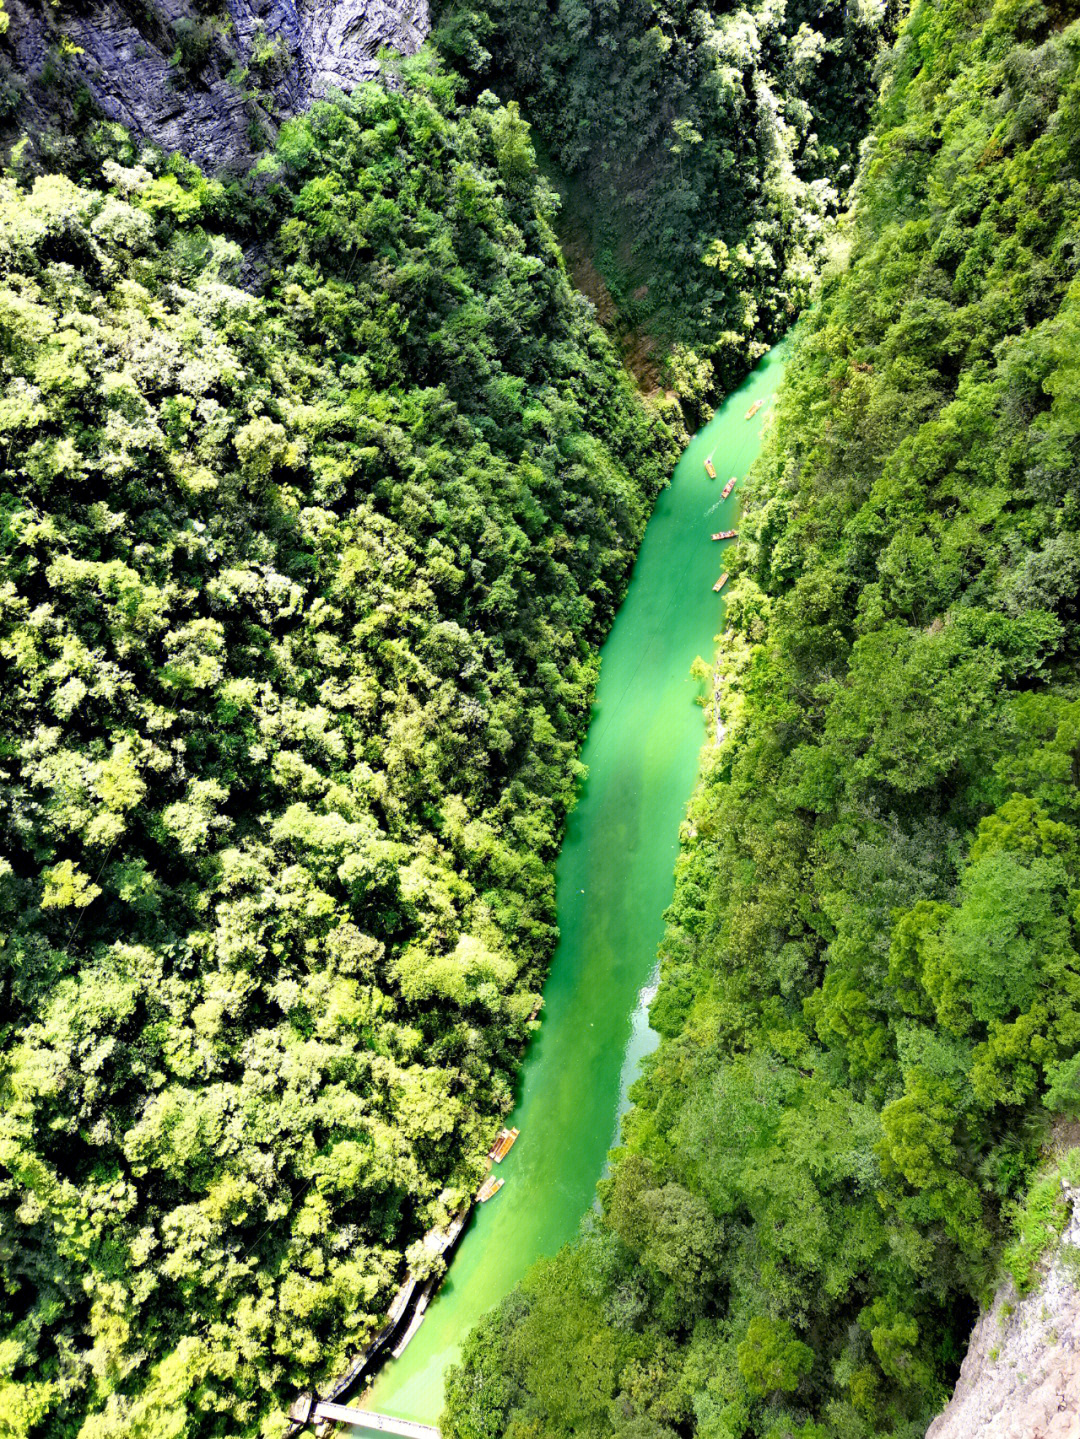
0,1,1077,1438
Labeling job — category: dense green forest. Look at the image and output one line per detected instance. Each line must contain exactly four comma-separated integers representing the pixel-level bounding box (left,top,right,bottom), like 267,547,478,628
435,0,897,404
0,63,679,1436
443,0,1080,1436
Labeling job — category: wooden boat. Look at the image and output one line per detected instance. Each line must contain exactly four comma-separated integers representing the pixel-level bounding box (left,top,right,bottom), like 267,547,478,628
711,530,737,541
704,456,717,478
721,476,737,499
476,1175,504,1203
713,573,729,593
745,399,763,419
489,1127,520,1163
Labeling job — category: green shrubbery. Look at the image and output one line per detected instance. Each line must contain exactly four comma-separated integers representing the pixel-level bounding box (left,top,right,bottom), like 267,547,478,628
443,1,1080,1435
434,0,898,402
0,62,676,1437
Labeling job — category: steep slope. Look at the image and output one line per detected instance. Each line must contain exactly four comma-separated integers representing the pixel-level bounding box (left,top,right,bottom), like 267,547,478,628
442,0,1080,1436
1,0,429,171
434,0,898,406
926,1157,1080,1439
0,68,675,1439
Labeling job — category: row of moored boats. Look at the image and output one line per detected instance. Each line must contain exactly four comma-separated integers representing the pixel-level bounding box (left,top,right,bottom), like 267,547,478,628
704,394,767,590
476,1126,519,1202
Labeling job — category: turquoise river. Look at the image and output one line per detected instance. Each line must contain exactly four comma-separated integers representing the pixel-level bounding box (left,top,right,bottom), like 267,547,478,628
347,339,789,1433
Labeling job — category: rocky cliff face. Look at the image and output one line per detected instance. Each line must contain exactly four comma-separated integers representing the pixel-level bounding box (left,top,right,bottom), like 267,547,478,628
5,0,429,171
925,1177,1080,1439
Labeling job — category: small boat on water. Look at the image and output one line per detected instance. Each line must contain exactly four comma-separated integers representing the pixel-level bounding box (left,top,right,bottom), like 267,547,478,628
721,476,737,499
713,572,729,593
489,1127,520,1163
704,456,717,478
711,530,737,541
745,399,763,420
477,1175,504,1203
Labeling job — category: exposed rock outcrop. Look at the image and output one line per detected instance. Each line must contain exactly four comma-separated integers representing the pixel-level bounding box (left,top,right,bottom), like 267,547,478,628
925,1177,1080,1439
5,0,429,171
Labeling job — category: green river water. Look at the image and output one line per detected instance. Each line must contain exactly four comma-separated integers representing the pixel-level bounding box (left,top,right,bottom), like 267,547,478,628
349,339,788,1433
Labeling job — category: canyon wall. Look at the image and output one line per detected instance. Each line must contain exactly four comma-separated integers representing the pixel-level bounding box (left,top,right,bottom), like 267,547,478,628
926,1174,1080,1439
5,0,429,169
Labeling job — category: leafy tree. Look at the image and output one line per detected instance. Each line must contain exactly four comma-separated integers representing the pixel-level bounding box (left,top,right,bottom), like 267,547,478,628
432,0,899,395
443,1,1080,1435
737,1318,813,1398
0,64,678,1438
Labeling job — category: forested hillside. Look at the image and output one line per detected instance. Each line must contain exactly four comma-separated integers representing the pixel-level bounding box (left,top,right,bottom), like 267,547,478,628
443,1,1080,1436
435,0,897,405
0,64,676,1437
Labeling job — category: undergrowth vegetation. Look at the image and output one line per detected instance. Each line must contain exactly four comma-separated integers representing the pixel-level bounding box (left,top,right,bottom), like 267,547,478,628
443,0,1080,1435
435,0,898,409
0,62,676,1437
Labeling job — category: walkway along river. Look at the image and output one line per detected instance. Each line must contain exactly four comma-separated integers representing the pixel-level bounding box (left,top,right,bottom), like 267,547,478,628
345,339,790,1434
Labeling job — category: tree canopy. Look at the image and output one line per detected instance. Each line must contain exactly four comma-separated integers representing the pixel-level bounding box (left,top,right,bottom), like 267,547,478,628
0,62,678,1438
433,0,898,406
443,0,1080,1435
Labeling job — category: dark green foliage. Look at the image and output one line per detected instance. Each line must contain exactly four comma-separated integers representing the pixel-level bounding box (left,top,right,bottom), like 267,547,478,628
171,17,214,79
0,63,676,1436
434,0,898,405
442,1,1080,1435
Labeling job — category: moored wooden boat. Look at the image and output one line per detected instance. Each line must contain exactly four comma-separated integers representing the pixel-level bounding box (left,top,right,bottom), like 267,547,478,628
711,530,737,541
489,1127,520,1163
713,572,729,593
476,1175,504,1203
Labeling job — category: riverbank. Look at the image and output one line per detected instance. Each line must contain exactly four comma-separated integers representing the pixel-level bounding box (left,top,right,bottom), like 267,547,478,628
341,340,788,1433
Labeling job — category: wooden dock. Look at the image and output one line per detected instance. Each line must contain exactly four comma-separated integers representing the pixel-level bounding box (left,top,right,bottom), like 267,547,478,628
384,1278,418,1328
390,1277,435,1359
422,1206,469,1257
313,1402,440,1438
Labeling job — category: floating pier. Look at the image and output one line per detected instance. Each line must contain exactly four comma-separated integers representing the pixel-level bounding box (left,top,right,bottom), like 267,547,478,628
713,573,729,593
282,1202,475,1432
422,1205,470,1258
313,1403,440,1438
390,1277,436,1359
489,1127,519,1163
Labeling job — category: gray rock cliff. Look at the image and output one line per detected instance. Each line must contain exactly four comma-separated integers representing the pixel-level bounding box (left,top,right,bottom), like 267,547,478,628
925,1174,1080,1439
5,0,429,171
